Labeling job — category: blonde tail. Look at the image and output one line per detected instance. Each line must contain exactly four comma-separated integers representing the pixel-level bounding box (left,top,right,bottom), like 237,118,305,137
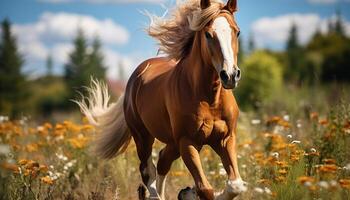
74,79,131,159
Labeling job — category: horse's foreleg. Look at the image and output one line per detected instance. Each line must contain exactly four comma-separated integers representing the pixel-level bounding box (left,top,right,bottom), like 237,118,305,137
156,145,180,200
179,137,214,200
212,135,247,200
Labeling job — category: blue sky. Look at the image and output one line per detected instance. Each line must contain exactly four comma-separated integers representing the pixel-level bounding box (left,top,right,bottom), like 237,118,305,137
0,0,349,80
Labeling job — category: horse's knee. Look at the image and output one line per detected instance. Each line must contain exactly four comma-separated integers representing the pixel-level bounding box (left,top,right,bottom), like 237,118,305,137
196,185,214,200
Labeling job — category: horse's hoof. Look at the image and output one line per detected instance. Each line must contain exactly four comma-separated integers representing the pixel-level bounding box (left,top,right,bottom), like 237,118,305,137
178,187,197,200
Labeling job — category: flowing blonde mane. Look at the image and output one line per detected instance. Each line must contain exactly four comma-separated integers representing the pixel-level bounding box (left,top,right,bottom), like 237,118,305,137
147,0,224,60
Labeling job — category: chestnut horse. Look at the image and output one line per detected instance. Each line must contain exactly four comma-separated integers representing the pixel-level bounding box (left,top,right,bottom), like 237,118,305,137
76,0,246,199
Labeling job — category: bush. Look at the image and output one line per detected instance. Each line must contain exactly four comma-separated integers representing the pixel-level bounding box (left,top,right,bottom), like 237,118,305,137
236,50,283,110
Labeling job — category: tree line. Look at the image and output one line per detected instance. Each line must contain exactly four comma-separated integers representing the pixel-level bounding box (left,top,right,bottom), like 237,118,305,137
0,19,106,118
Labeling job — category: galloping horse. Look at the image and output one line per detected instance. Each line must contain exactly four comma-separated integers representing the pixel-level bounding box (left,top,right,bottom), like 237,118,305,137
76,0,246,199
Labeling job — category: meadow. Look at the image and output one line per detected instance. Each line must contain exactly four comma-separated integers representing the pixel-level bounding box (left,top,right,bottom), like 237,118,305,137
1,85,350,200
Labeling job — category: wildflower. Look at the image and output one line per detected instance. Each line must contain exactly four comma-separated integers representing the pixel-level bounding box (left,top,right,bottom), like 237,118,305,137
310,112,319,120
271,152,279,159
298,176,315,184
283,115,290,121
318,164,338,173
254,187,264,193
218,167,226,176
264,187,272,194
18,159,29,166
0,144,10,155
318,181,329,189
278,169,288,175
1,162,19,173
291,140,301,144
257,179,270,185
310,148,316,153
287,134,292,139
319,119,328,126
41,176,54,185
343,163,350,171
339,179,350,189
251,119,261,125
275,161,289,168
323,158,336,165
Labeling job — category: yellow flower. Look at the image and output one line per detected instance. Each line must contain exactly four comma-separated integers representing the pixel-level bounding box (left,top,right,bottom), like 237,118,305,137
18,159,29,166
41,176,54,185
278,169,288,175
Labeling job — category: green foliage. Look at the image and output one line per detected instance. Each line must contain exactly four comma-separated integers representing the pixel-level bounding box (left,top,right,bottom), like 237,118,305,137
64,30,106,106
0,19,27,118
236,50,283,109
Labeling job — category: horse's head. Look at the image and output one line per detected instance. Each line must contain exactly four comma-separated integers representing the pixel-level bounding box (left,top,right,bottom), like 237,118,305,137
200,0,241,89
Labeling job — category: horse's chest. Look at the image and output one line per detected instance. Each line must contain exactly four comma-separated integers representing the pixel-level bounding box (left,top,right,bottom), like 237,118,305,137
197,119,228,137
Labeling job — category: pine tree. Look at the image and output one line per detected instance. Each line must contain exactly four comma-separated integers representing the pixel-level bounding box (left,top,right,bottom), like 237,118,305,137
0,19,26,118
64,28,89,100
86,36,106,81
334,9,345,36
286,23,304,83
46,54,53,77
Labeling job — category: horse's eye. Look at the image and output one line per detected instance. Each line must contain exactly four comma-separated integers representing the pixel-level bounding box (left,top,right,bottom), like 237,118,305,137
237,31,241,37
205,32,212,39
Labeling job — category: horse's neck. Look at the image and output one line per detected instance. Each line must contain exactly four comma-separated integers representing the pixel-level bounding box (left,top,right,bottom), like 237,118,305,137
178,35,222,104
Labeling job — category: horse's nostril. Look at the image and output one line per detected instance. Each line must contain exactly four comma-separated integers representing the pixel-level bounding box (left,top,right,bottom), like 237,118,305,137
236,69,241,79
220,70,229,82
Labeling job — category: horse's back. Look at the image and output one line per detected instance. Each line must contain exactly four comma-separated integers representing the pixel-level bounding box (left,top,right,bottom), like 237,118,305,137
124,57,177,143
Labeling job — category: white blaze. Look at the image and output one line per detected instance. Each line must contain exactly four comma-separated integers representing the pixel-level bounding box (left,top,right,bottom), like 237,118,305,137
212,16,235,74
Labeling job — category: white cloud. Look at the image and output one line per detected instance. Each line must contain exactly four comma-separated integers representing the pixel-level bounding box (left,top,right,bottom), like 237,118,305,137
251,13,350,48
11,12,141,79
14,12,129,46
38,0,166,4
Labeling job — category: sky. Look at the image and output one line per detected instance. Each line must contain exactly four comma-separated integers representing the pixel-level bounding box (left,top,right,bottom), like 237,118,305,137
0,0,349,80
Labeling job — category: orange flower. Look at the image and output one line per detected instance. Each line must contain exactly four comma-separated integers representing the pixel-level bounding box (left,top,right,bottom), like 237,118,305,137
18,159,29,166
339,179,350,189
257,179,271,185
318,164,338,173
41,176,54,185
275,161,289,168
319,119,328,126
323,158,336,165
1,162,19,173
310,112,319,120
298,176,315,184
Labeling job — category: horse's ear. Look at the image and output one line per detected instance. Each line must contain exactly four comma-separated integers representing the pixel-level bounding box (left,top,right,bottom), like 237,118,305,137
224,0,238,13
200,0,211,9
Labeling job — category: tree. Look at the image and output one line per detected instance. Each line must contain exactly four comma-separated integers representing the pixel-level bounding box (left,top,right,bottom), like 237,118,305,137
0,19,26,118
334,9,345,37
236,51,283,110
86,36,106,81
285,23,305,83
46,54,53,77
64,28,89,101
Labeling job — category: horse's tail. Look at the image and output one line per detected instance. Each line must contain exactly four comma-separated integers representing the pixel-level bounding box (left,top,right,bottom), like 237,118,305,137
74,79,131,159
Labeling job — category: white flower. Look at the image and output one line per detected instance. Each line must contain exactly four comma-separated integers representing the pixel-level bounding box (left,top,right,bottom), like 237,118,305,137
343,163,350,170
241,164,247,169
251,119,261,125
329,180,337,187
304,181,312,187
271,152,279,159
0,144,10,155
283,115,290,121
254,187,264,193
287,134,293,139
310,148,317,153
318,181,329,189
219,167,226,176
264,187,272,194
291,140,301,144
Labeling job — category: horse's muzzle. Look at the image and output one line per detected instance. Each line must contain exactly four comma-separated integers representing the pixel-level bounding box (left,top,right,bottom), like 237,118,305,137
220,69,241,89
